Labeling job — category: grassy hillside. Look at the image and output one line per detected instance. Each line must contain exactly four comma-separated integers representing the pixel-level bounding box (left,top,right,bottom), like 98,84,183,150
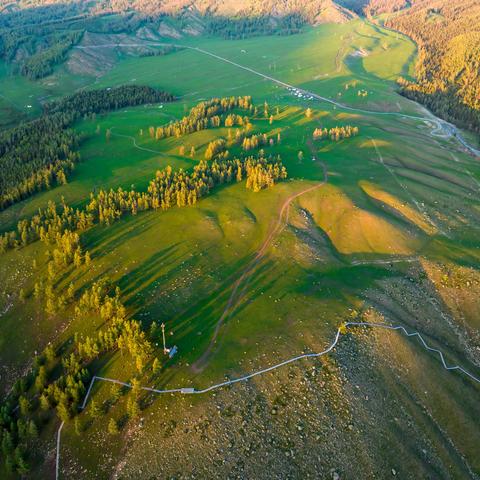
0,13,479,480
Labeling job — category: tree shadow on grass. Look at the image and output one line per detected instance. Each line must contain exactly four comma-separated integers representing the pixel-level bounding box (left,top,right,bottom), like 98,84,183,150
118,242,181,300
83,212,162,259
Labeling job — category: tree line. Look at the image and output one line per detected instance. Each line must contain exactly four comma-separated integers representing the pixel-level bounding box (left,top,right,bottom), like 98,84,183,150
149,96,253,141
1,153,287,253
313,125,359,141
0,85,174,210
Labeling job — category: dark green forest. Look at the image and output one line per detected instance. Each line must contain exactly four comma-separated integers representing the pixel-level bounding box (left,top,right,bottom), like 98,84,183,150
0,86,174,210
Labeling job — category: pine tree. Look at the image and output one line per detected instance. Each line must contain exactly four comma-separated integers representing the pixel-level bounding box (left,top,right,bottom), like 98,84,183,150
35,366,47,392
127,397,139,419
19,396,30,416
152,358,160,375
28,420,38,439
89,399,101,419
14,447,30,475
44,345,56,363
110,384,122,404
39,394,50,411
57,399,71,422
74,416,82,435
108,418,120,435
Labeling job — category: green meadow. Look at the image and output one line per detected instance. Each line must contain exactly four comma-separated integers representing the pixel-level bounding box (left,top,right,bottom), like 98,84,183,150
0,16,479,479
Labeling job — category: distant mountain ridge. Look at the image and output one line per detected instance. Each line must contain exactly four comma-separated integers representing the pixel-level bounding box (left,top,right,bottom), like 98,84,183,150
1,0,479,132
0,0,356,23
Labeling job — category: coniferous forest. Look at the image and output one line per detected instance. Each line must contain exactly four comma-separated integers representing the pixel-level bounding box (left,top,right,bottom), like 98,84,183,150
0,86,174,210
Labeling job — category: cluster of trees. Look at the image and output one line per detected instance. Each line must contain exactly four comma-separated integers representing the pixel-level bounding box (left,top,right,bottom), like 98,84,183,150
313,125,359,141
384,0,480,132
245,155,287,192
150,96,253,141
0,198,87,253
242,133,269,151
0,85,174,210
86,154,287,224
205,13,306,39
205,139,227,160
0,153,288,253
0,278,155,474
224,113,249,127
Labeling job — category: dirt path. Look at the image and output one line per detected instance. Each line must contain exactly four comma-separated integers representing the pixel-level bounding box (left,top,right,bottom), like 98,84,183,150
109,128,170,157
192,163,328,373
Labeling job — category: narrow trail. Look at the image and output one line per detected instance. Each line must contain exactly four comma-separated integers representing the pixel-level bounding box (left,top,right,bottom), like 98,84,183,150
192,164,328,373
55,320,480,479
109,129,170,157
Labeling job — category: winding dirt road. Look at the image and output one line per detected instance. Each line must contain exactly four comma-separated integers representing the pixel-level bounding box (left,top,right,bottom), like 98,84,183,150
75,42,480,157
192,163,328,372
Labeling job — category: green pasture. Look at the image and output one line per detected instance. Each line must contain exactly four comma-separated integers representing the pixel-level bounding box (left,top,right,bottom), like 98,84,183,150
0,16,479,479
